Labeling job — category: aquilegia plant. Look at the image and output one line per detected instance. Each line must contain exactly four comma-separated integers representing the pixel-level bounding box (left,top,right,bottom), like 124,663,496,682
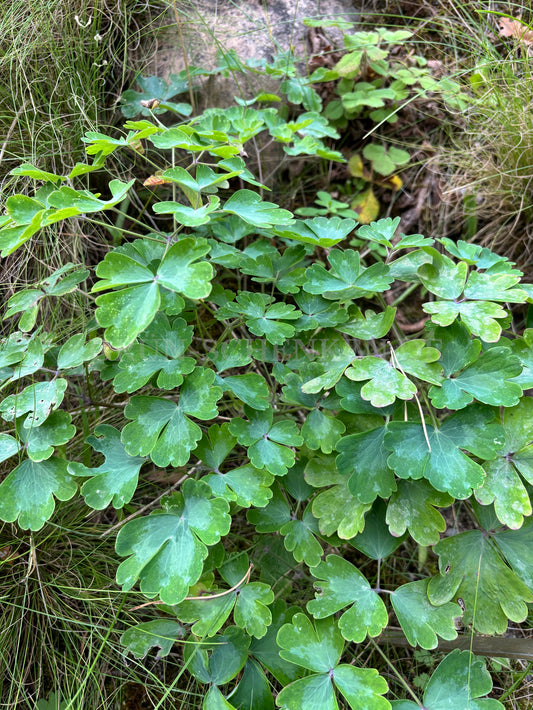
0,76,531,708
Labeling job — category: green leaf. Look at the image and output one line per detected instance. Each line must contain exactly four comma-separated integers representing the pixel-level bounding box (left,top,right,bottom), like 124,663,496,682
495,517,533,590
115,479,231,604
111,316,195,393
428,530,533,634
10,163,65,182
227,659,274,710
354,217,400,247
474,398,533,527
217,372,271,411
120,619,185,659
249,601,301,685
17,410,76,462
300,331,356,393
306,456,371,538
275,216,355,248
349,499,406,560
93,238,212,347
222,190,293,228
386,480,453,546
120,73,195,117
121,368,222,467
394,340,443,385
391,650,504,709
56,334,102,369
153,196,220,226
0,457,77,530
276,615,390,710
185,626,250,686
218,292,300,345
423,299,508,343
281,503,324,567
390,579,461,649
307,556,388,642
338,305,396,339
94,283,161,349
277,613,343,673
0,378,68,428
68,425,146,509
344,357,416,407
418,251,467,299
229,407,302,476
302,408,345,454
303,249,393,301
428,325,522,409
174,556,273,638
385,406,504,499
336,423,396,503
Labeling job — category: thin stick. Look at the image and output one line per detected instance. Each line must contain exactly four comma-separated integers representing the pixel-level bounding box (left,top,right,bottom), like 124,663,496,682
129,564,254,611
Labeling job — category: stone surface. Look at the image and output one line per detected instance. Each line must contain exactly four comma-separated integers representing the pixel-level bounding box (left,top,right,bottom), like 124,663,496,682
141,0,359,109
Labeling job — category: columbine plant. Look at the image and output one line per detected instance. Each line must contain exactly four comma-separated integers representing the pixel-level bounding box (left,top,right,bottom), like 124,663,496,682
0,34,529,710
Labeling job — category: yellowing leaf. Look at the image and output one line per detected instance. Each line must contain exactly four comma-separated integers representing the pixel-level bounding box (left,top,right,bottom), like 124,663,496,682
348,154,367,179
143,173,172,187
351,188,380,224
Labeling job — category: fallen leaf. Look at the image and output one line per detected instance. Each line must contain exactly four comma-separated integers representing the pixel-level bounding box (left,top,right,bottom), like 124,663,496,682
498,17,533,46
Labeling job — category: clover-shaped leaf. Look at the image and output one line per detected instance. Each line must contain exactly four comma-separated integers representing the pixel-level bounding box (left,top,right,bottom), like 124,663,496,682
305,455,371,538
1,378,68,428
229,407,302,476
303,249,393,301
4,263,88,331
338,305,396,339
17,410,76,462
222,190,293,228
175,554,273,639
495,517,533,590
386,480,453,546
356,217,401,247
293,292,349,331
120,619,185,659
197,424,274,507
390,579,461,650
120,73,195,118
276,614,390,710
93,237,213,348
349,498,406,560
0,457,77,531
428,530,533,634
218,292,301,345
186,626,250,688
336,423,396,503
115,479,230,604
248,487,323,566
344,357,416,407
68,424,146,509
56,333,102,370
121,367,222,467
153,195,220,226
428,324,522,409
475,398,533,528
391,650,504,709
307,556,388,642
239,244,307,294
111,315,195,393
385,405,504,499
275,216,355,248
302,408,346,454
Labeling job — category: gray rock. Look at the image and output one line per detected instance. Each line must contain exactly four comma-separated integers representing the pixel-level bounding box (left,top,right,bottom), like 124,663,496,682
141,0,358,109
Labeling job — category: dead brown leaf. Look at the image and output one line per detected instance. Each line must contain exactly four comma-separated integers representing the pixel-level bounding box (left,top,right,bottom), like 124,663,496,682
498,17,533,46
